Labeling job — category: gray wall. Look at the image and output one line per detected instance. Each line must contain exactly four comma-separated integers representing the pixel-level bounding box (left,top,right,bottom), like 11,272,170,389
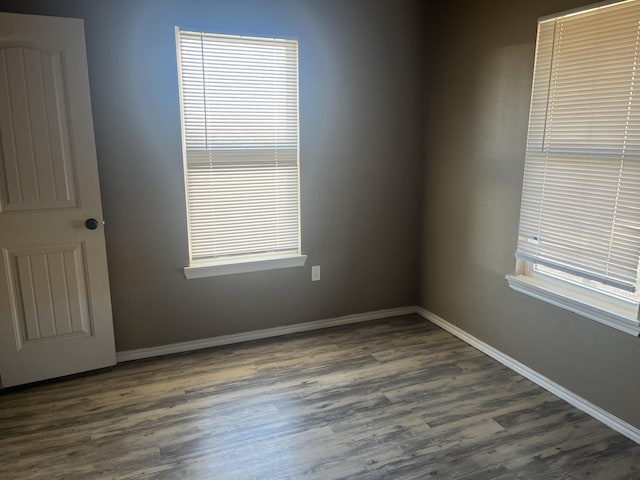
421,0,640,429
0,0,425,351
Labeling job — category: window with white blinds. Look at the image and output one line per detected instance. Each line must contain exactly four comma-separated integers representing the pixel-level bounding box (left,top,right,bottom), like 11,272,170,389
516,0,640,292
176,29,303,273
508,0,640,335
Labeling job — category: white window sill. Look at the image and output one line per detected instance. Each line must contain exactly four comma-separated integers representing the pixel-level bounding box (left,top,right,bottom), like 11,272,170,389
184,254,307,279
506,274,640,336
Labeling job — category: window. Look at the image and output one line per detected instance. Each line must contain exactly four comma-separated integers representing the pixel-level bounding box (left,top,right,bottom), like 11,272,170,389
175,29,306,278
507,0,640,335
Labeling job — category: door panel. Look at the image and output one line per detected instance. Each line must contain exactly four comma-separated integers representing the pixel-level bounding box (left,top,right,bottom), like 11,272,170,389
4,244,92,346
0,45,77,211
0,13,115,387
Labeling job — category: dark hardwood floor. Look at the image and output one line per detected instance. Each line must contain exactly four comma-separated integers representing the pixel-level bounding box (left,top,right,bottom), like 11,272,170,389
1,314,639,479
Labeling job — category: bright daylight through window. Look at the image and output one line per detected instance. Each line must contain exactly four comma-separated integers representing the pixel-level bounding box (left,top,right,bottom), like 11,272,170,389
507,0,640,335
175,29,306,279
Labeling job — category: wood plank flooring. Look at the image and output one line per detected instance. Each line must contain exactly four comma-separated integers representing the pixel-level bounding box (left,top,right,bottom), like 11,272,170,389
1,314,639,479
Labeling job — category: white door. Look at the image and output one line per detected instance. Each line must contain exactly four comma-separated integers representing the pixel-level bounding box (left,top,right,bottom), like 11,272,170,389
0,12,116,387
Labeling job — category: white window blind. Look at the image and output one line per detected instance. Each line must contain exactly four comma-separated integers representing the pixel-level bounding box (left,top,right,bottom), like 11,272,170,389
176,29,301,264
516,0,640,292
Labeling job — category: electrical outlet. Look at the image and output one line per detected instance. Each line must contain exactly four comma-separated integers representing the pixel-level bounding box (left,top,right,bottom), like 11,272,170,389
311,265,321,281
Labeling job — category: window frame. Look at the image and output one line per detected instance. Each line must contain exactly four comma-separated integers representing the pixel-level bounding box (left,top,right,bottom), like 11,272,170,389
507,262,640,336
507,0,640,336
175,28,307,278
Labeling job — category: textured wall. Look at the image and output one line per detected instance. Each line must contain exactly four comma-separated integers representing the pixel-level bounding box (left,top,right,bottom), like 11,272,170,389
0,0,425,351
420,0,640,428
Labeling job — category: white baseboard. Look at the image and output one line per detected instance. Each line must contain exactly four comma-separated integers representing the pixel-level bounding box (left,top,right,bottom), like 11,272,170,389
115,303,640,445
116,306,416,363
415,307,640,445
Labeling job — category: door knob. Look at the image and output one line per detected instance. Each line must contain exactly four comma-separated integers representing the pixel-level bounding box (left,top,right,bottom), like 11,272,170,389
85,218,99,230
